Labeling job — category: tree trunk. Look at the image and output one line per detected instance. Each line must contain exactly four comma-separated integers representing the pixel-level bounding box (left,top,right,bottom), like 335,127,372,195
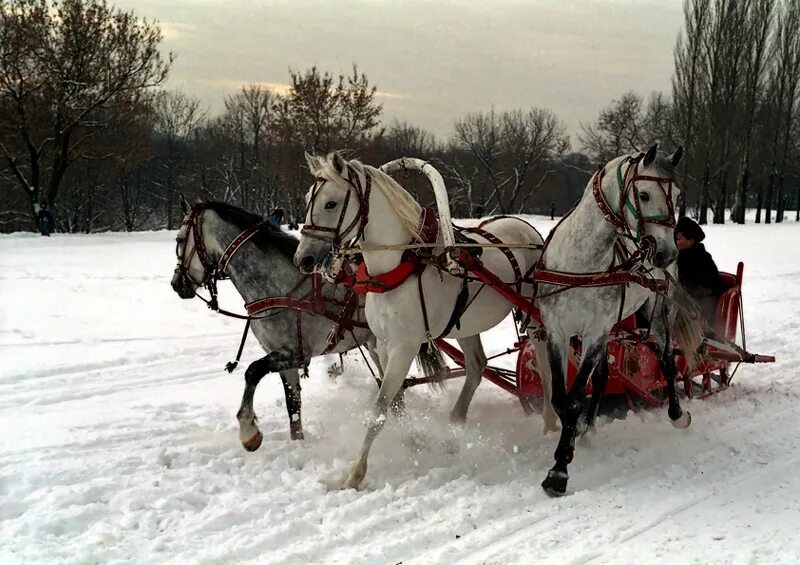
765,169,774,224
756,178,763,223
732,161,749,224
699,159,710,224
714,169,727,224
776,172,785,222
796,183,800,222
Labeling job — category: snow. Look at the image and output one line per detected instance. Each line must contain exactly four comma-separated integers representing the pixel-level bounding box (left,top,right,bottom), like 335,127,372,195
2,216,799,564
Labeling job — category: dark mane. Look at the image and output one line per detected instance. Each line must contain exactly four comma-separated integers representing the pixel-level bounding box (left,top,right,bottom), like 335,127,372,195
202,201,299,259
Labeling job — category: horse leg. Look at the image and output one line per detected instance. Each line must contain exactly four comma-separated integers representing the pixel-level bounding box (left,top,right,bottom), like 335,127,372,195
531,328,559,433
236,348,297,450
651,297,691,428
542,336,606,496
343,340,418,490
579,345,609,435
369,338,406,417
450,335,486,423
662,340,691,428
280,369,304,440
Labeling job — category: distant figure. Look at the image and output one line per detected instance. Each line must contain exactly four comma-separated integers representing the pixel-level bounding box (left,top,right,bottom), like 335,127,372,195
268,207,285,227
473,204,485,219
38,202,53,236
550,203,556,220
288,217,300,230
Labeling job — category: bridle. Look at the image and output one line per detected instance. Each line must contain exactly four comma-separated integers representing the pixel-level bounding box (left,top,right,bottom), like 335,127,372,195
592,152,677,247
301,163,372,251
174,204,263,309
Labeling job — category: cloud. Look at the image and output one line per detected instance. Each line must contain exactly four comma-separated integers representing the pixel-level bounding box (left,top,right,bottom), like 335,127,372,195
195,80,293,96
375,91,411,101
158,21,196,40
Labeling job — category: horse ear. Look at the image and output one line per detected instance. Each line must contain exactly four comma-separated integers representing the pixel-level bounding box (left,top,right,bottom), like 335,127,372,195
304,151,319,173
669,145,683,167
179,193,190,215
329,151,346,175
643,143,659,167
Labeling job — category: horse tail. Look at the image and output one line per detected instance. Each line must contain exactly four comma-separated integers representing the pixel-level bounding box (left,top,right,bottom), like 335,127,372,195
415,341,450,390
674,305,704,372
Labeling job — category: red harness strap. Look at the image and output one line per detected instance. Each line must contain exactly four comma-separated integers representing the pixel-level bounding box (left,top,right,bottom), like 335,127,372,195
244,274,369,363
348,206,439,295
219,222,264,272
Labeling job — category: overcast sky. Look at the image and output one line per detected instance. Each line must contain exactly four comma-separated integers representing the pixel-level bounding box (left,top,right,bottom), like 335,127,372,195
115,0,684,142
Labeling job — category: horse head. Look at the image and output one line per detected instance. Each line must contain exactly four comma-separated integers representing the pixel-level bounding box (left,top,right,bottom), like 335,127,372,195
171,196,212,299
294,151,371,274
601,143,683,269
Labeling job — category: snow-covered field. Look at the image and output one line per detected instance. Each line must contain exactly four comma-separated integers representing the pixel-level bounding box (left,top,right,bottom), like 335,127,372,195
2,215,799,564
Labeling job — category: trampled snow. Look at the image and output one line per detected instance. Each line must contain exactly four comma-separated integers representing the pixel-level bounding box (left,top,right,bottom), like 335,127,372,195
1,216,799,564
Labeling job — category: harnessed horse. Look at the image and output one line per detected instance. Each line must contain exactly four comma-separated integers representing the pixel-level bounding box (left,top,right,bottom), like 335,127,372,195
171,198,375,447
294,151,544,489
531,143,691,496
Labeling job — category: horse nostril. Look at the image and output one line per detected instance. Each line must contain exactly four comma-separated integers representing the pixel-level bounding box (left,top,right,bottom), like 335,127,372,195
300,255,315,271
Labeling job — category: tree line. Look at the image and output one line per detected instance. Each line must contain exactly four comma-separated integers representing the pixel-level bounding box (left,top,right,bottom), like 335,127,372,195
1,0,798,233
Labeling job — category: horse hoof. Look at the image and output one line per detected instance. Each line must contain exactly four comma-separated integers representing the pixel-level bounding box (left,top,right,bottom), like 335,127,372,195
343,462,366,490
342,475,362,490
670,410,692,429
541,469,568,497
242,430,263,452
542,471,569,498
449,412,467,424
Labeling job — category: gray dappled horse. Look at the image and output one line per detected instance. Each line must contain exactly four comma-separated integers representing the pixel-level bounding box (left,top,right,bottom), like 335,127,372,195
534,144,692,496
171,199,377,449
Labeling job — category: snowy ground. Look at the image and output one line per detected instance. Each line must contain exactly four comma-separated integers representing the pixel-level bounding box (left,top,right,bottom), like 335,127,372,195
1,214,799,564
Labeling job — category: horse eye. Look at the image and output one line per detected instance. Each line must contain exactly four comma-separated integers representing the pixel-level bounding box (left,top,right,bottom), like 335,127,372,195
325,201,337,210
640,192,650,202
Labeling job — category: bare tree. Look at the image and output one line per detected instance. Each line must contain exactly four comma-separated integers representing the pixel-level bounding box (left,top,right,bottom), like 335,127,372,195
768,0,800,223
273,64,383,154
673,0,712,217
0,0,171,230
384,120,438,157
579,92,644,161
217,84,274,211
453,107,568,214
731,0,775,223
152,89,206,228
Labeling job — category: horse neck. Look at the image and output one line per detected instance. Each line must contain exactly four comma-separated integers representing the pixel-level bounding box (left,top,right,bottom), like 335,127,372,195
202,211,303,303
546,176,620,271
360,179,413,275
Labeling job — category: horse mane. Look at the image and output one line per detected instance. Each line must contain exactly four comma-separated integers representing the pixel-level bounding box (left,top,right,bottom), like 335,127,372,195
310,154,425,240
202,201,299,260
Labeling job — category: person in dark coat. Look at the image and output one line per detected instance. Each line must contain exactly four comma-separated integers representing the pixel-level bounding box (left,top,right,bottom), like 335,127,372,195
38,202,53,236
675,217,725,327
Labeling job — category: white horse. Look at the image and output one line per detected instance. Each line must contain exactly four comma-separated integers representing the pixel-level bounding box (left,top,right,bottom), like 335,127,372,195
294,151,544,489
534,143,693,496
